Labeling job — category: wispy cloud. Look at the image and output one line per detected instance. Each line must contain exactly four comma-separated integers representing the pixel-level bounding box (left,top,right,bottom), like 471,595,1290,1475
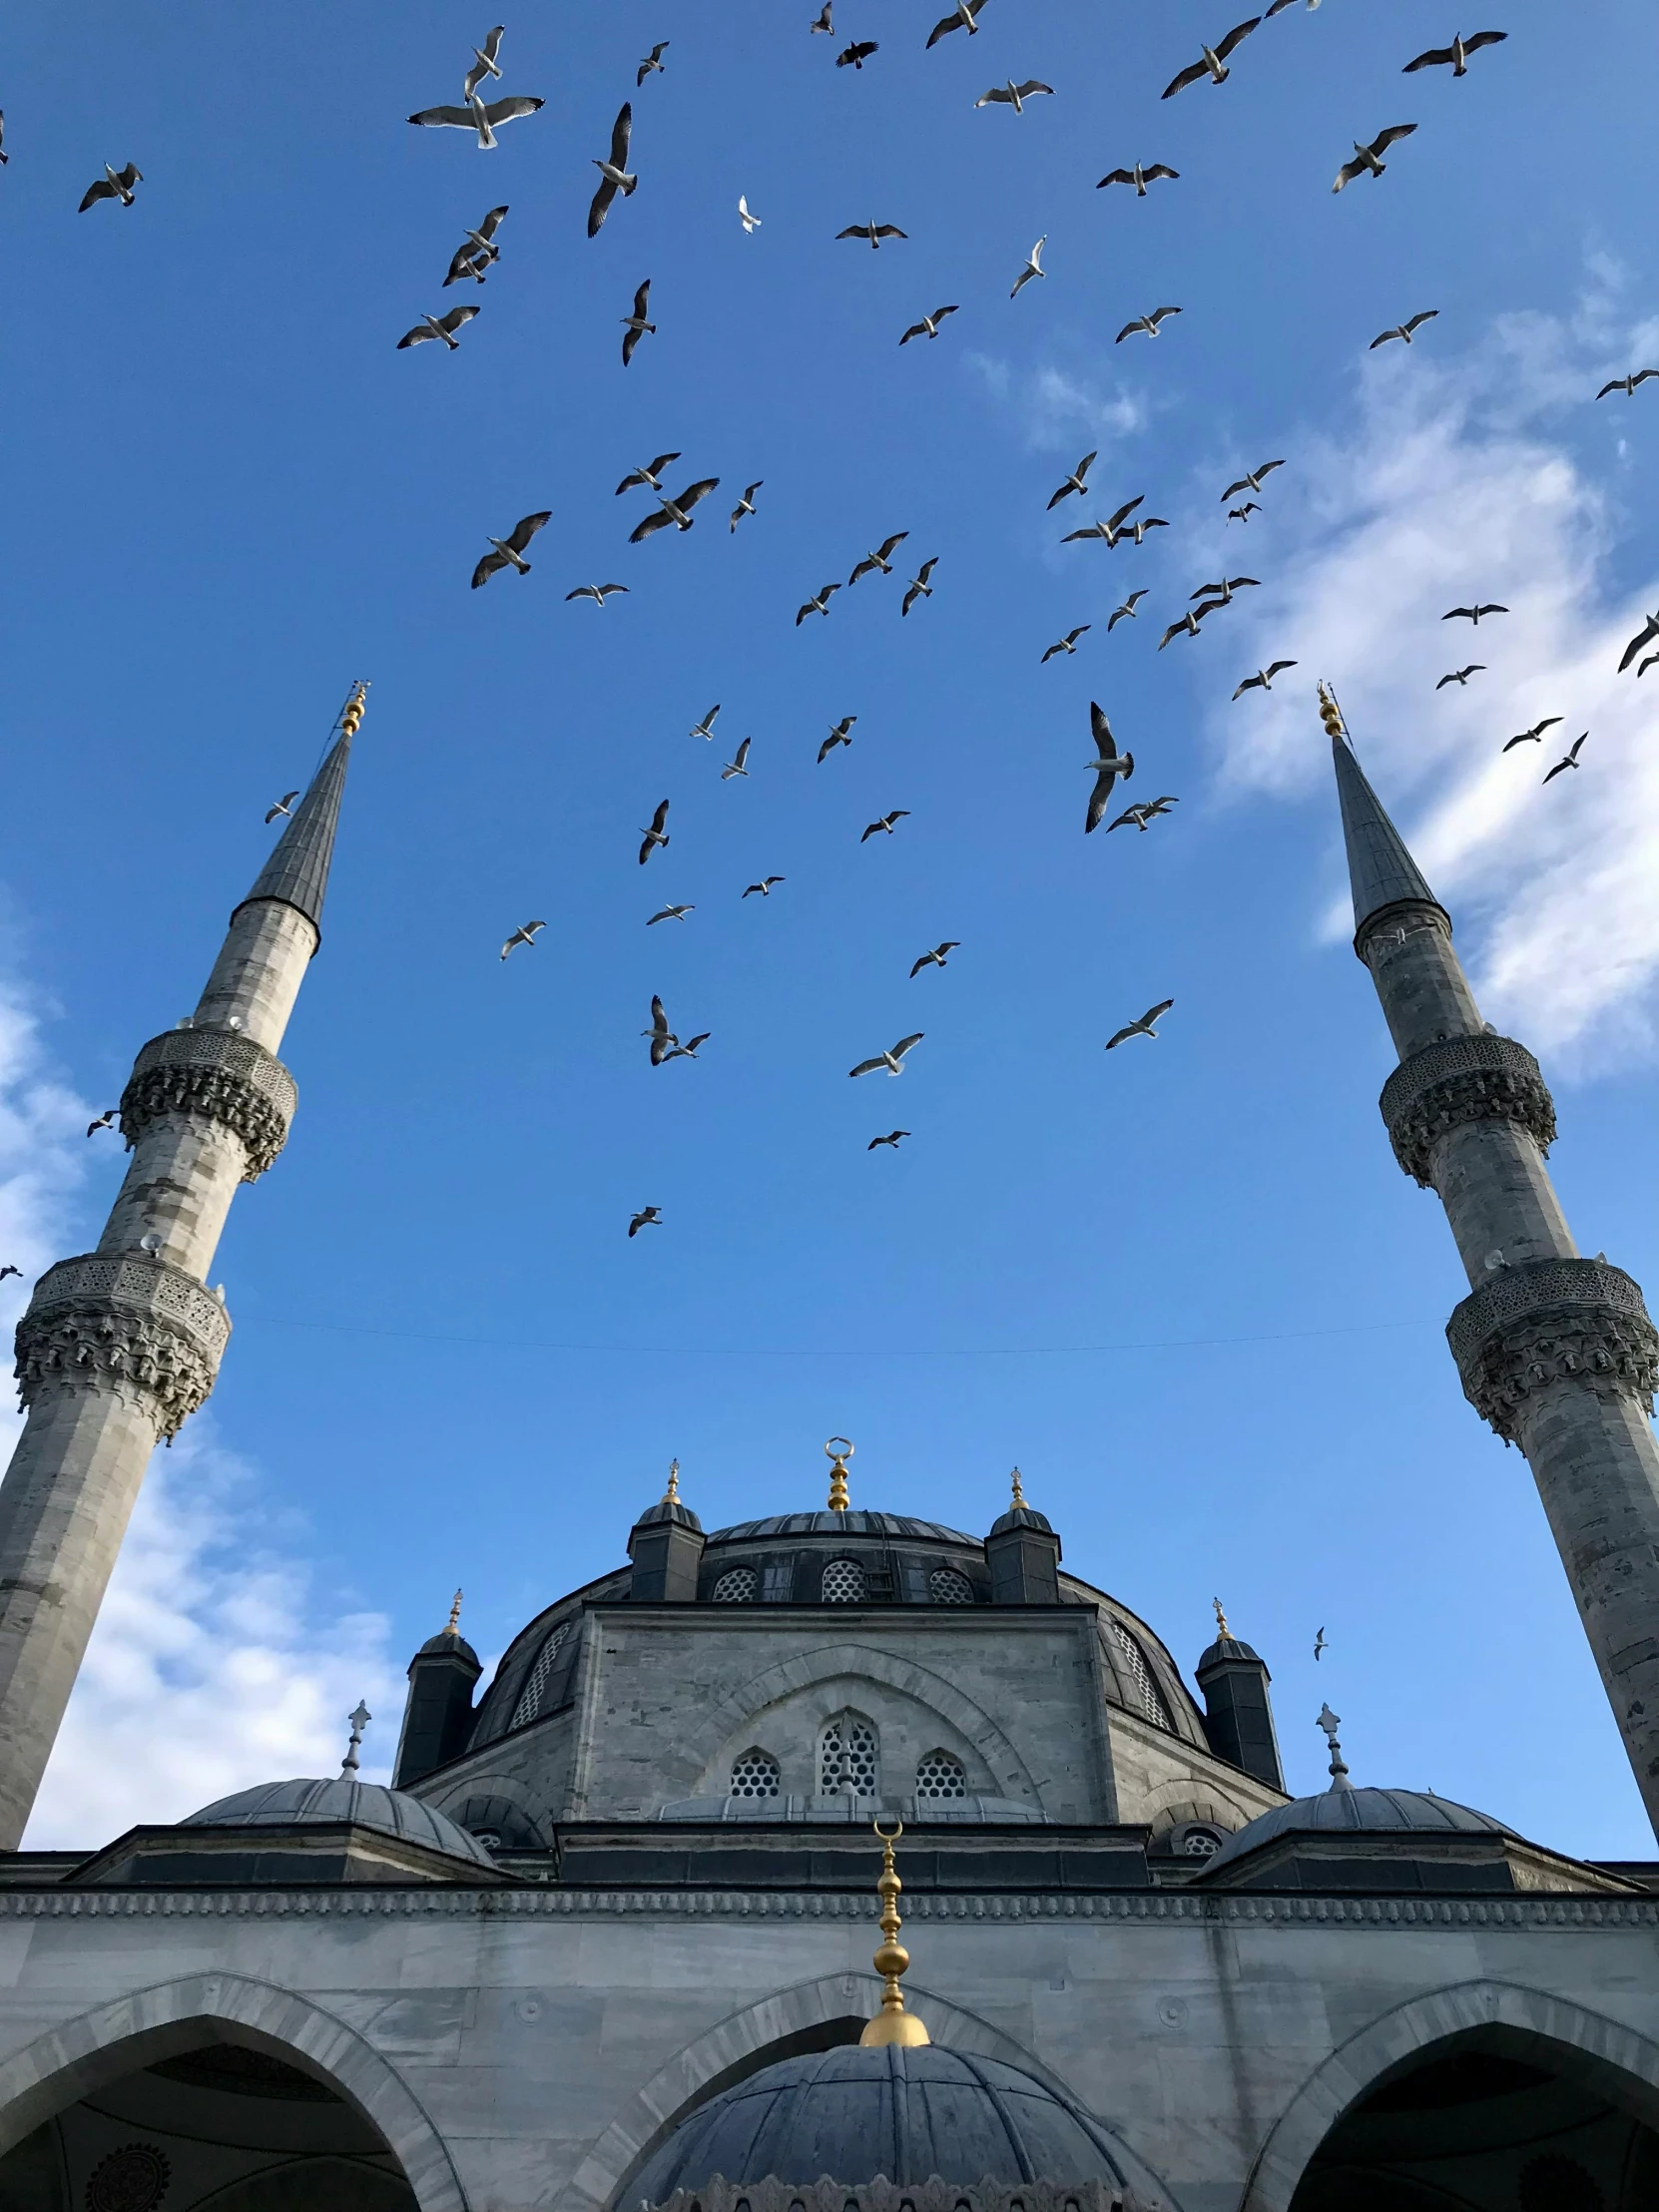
966,352,1146,451
1207,286,1659,1070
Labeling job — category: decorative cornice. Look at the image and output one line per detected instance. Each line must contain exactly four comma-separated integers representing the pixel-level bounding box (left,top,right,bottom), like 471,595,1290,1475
644,2180,1148,2212
120,1029,297,1181
0,1885,1653,1930
1380,1034,1555,1188
14,1256,231,1440
1447,1258,1659,1445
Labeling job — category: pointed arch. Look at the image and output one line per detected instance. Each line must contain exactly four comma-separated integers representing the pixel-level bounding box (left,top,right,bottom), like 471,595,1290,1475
0,1971,466,2212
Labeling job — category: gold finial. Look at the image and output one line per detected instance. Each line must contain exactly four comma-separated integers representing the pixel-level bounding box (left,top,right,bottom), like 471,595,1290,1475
338,681,370,739
1317,681,1346,742
1010,1466,1027,1508
826,1436,853,1512
445,1589,463,1634
858,1820,930,2047
1213,1596,1230,1638
664,1457,681,1502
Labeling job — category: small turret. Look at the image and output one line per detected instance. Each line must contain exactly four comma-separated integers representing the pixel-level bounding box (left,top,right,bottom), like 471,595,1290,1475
628,1461,706,1601
392,1591,481,1789
1195,1599,1284,1791
985,1467,1060,1604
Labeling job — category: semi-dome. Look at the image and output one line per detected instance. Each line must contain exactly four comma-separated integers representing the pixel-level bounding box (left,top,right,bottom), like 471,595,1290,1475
622,2044,1173,2208
1199,1786,1513,1877
184,1777,498,1869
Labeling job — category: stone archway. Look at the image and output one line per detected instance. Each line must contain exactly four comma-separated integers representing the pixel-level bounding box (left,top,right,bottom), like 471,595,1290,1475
1241,1978,1659,2212
0,1971,466,2212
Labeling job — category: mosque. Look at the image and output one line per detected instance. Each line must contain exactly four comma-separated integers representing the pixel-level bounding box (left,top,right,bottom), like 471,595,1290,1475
1,682,1658,2212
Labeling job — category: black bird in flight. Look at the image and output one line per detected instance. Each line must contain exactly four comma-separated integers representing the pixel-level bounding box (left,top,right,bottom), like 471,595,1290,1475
837,40,879,67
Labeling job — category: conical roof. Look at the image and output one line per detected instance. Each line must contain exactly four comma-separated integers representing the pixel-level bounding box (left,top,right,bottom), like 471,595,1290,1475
1331,734,1444,941
235,724,354,940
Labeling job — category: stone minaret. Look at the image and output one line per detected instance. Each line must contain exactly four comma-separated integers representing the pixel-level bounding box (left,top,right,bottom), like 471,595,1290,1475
1326,689,1659,1837
0,686,366,1849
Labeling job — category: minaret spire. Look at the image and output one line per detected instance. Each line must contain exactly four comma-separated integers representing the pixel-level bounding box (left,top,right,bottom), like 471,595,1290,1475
1327,688,1659,1838
0,685,364,1849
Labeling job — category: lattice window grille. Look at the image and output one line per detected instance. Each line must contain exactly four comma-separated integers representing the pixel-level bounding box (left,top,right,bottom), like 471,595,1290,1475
711,1566,759,1603
822,1558,866,1604
928,1567,974,1606
914,1750,968,1800
820,1715,878,1797
1111,1620,1173,1730
1181,1827,1223,1859
730,1748,781,1799
510,1623,570,1730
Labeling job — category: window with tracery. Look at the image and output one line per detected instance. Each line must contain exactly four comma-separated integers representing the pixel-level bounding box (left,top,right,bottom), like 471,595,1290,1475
914,1749,968,1801
1181,1827,1222,1859
711,1566,758,1603
730,1748,781,1799
928,1567,973,1605
819,1712,878,1797
1111,1619,1173,1731
510,1622,570,1730
822,1558,866,1604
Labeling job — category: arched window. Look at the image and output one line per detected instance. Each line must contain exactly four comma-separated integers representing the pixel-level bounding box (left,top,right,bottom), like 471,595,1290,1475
711,1565,758,1603
928,1567,973,1605
914,1749,968,1801
1180,1826,1223,1859
822,1558,866,1603
510,1622,570,1730
730,1748,781,1799
1110,1619,1173,1731
819,1712,878,1797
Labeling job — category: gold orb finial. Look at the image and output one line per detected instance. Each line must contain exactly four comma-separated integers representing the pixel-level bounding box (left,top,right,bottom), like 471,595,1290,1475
1317,681,1346,742
858,1820,930,2046
1009,1465,1027,1508
445,1589,463,1634
664,1457,681,1502
1213,1595,1230,1638
826,1436,853,1512
339,680,370,739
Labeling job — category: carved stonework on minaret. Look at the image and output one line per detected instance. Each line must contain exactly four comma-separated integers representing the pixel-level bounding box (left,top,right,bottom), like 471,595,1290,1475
14,1256,231,1441
1380,1033,1557,1189
1447,1259,1659,1445
120,1028,297,1182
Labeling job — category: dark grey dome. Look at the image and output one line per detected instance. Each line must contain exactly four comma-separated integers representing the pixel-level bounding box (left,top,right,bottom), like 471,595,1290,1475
416,1626,480,1664
184,1779,496,1869
622,2045,1173,2207
634,1497,704,1532
709,1512,976,1544
1200,1786,1515,1876
1196,1632,1262,1669
989,1503,1054,1538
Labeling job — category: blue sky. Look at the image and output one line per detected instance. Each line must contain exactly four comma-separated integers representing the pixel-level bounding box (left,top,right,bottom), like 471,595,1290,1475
4,0,1659,1854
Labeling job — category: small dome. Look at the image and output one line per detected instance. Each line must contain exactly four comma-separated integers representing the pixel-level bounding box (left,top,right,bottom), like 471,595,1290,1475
184,1778,497,1870
416,1626,480,1664
988,1503,1054,1538
1196,1633,1262,1669
633,1497,704,1532
1200,1785,1514,1877
622,2044,1173,2208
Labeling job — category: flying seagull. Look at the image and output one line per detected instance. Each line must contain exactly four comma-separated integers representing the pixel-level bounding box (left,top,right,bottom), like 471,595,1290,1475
472,510,551,588
1043,626,1092,662
1542,733,1588,784
902,559,938,615
79,162,142,212
621,278,655,365
1443,603,1507,624
744,876,786,897
617,454,680,495
1162,18,1261,99
849,1034,924,1077
861,810,910,840
721,738,752,780
730,481,763,530
689,705,721,742
1640,656,1659,679
797,582,841,623
397,304,479,351
1048,451,1097,508
738,195,762,234
1107,592,1147,630
628,1207,662,1237
463,25,505,101
265,791,300,824
408,92,544,150
1097,162,1179,195
663,1032,710,1063
910,941,959,976
1128,516,1169,543
1502,717,1562,752
1597,370,1659,400
1085,703,1134,831
1159,611,1206,649
850,531,909,585
975,79,1053,112
647,903,695,924
444,205,509,285
0,115,7,167
501,919,546,960
819,715,857,762
1106,999,1175,1049
565,582,629,605
1192,575,1260,608
1334,124,1417,192
643,995,679,1063
630,478,719,541
1619,613,1659,672
87,1110,118,1137
1116,305,1182,342
926,0,989,46
868,1131,910,1149
1436,664,1484,687
1010,237,1047,297
0,1266,20,1284
1233,661,1298,698
1220,460,1284,501
838,40,879,68
638,801,671,864
1062,494,1145,548
900,304,959,345
637,40,670,84
812,2,833,30
1371,309,1438,348
837,220,907,249
1228,504,1260,523
1403,29,1507,75
1314,1627,1328,1662
588,105,637,236
1108,797,1179,833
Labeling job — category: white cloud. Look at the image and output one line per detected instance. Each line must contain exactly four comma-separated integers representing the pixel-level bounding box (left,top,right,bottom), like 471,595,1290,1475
1210,290,1659,1071
966,352,1146,450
